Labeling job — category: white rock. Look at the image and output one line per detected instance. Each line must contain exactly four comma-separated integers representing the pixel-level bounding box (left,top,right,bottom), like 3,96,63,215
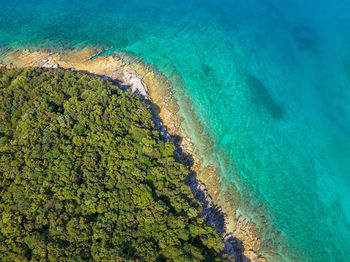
119,71,148,98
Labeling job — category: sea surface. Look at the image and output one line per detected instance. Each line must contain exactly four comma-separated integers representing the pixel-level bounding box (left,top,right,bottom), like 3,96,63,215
1,0,350,261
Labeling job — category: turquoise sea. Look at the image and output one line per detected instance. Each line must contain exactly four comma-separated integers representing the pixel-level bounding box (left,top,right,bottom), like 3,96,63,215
1,0,350,261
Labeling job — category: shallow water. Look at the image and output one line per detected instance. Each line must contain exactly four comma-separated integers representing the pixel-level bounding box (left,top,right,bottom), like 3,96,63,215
1,0,350,261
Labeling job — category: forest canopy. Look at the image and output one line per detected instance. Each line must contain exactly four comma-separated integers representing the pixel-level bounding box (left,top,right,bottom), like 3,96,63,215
0,67,223,261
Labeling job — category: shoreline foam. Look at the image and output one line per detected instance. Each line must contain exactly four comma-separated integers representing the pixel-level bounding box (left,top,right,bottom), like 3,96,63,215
0,46,269,262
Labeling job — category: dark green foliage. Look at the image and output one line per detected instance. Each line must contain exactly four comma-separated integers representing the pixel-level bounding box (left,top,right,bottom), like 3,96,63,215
0,67,222,261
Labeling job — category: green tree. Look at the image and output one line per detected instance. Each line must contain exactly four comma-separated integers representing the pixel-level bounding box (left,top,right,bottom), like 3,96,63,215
0,67,223,261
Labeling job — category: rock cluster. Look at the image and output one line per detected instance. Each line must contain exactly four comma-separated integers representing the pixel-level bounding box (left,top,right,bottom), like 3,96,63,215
186,174,251,262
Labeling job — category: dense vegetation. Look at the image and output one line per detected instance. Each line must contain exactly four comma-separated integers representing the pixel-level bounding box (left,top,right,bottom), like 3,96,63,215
0,67,223,261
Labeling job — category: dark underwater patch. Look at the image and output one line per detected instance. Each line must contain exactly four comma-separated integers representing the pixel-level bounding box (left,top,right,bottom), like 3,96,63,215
343,58,350,83
292,25,318,51
246,74,284,120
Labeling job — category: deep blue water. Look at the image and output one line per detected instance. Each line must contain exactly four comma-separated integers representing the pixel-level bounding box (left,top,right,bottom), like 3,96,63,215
1,0,350,261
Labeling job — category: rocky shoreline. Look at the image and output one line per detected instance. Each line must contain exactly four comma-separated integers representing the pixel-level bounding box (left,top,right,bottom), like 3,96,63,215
0,46,267,262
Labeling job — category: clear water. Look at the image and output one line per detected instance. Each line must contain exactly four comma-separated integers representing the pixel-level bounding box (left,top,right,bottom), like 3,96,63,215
1,0,350,261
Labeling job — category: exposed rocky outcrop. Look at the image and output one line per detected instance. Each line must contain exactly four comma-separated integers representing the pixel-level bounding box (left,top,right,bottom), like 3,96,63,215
117,70,149,98
186,173,250,262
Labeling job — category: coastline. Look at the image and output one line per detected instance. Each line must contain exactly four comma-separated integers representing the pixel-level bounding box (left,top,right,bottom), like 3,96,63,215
0,46,268,262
